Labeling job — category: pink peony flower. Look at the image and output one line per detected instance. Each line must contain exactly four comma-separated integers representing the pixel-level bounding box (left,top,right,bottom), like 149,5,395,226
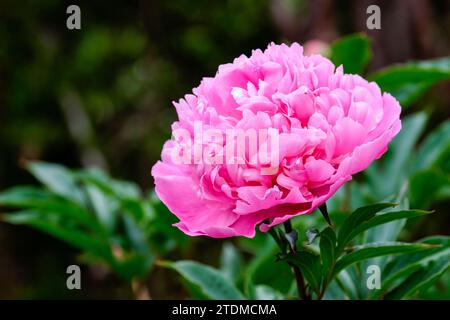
151,43,401,238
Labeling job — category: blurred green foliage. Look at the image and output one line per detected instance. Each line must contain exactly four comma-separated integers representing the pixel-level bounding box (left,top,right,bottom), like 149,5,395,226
1,160,448,300
0,1,449,299
0,162,188,281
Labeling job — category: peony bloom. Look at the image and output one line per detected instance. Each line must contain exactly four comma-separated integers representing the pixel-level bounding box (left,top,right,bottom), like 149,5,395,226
152,43,401,238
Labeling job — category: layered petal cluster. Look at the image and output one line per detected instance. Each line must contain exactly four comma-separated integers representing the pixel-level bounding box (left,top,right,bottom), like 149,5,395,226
152,43,401,238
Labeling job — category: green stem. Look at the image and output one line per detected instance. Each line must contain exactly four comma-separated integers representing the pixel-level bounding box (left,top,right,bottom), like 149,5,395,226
283,220,310,300
269,220,310,300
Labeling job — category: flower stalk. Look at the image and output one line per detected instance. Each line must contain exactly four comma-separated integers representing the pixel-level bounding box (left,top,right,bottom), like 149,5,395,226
283,220,310,300
270,220,310,300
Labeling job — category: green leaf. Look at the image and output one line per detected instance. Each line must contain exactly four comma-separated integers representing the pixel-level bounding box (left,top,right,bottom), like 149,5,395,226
0,186,102,233
0,186,54,207
286,250,322,294
436,184,450,202
383,256,450,300
337,202,397,252
387,82,431,107
330,33,372,74
0,164,159,281
320,227,337,279
121,197,154,224
122,213,151,255
416,268,450,300
366,112,428,199
245,237,293,295
371,236,450,299
365,191,410,244
149,193,188,252
162,260,245,300
409,170,450,209
345,209,432,246
333,269,360,300
220,243,242,282
333,205,428,298
77,168,141,200
84,183,119,232
361,195,412,283
323,276,352,300
434,144,450,173
113,252,155,280
3,210,112,263
413,120,450,172
369,57,450,107
333,242,435,276
253,285,284,300
27,161,86,205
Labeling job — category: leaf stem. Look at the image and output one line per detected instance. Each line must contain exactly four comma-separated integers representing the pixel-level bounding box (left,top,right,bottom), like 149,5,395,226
282,220,310,300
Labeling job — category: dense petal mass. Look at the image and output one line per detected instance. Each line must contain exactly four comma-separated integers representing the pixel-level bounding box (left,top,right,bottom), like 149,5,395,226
151,42,401,238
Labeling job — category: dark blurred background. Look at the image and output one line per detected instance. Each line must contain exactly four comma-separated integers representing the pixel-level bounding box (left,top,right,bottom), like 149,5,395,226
0,0,449,298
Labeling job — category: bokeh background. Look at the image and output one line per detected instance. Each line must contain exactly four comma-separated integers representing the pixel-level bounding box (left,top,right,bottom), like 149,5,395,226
0,0,449,298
